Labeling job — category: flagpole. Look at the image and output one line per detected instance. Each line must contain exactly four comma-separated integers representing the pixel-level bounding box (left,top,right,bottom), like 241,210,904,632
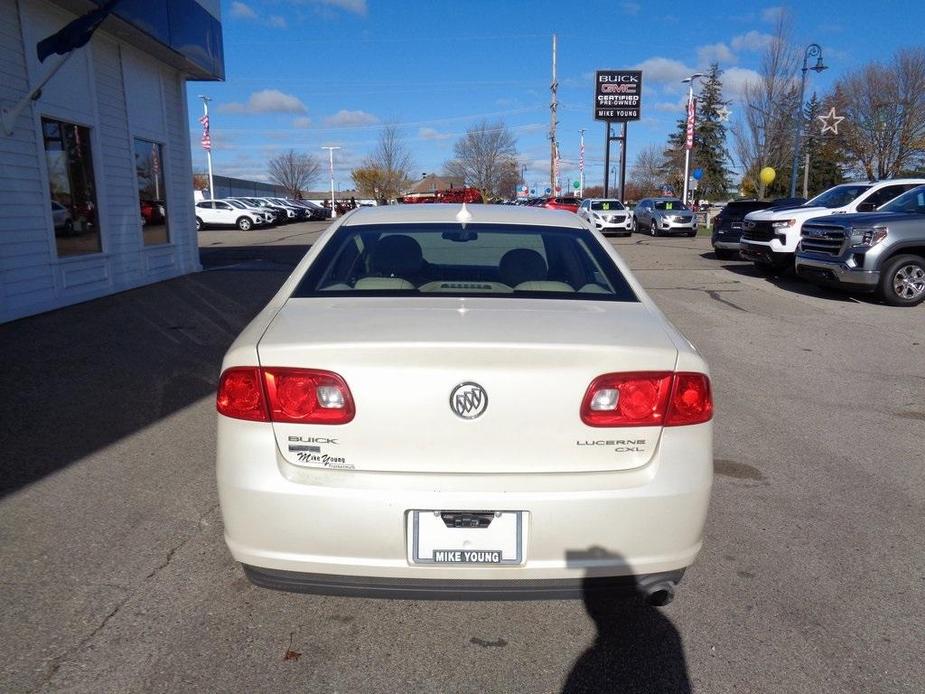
199,95,214,197
578,128,585,198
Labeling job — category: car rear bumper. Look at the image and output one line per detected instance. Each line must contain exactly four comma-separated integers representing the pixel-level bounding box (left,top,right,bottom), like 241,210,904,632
217,418,712,591
794,254,880,289
712,240,741,250
242,564,685,600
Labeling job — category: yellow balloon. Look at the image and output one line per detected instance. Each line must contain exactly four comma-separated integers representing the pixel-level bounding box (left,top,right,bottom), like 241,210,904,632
759,167,776,186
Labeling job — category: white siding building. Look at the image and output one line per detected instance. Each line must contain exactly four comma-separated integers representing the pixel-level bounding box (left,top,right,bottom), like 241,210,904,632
0,0,224,323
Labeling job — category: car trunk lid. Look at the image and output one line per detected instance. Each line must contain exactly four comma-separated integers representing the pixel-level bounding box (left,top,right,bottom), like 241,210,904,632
257,297,678,473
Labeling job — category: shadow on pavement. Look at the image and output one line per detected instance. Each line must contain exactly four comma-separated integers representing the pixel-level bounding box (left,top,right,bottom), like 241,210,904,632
715,258,870,304
0,244,308,499
562,548,690,694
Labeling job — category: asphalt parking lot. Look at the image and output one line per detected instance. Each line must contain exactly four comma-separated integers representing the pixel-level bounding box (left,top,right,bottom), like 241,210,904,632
1,220,923,693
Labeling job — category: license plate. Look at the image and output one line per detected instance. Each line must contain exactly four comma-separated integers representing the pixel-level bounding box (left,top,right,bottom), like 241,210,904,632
409,511,525,565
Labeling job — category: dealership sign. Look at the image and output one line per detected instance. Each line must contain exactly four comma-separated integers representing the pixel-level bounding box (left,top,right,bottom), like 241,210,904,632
594,70,643,122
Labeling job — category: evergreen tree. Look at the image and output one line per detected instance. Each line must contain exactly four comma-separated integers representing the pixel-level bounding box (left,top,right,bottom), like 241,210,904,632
692,64,732,200
801,92,847,197
659,64,732,201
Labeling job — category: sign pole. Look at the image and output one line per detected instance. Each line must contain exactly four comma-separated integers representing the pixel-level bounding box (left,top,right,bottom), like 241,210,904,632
619,121,628,203
603,123,611,198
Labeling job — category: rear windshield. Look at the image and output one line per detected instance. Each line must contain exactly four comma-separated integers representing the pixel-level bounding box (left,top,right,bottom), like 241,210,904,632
591,200,625,211
806,185,870,209
654,200,687,210
293,223,638,302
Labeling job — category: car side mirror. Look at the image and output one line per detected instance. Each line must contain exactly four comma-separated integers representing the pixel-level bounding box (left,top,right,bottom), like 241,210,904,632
857,202,877,212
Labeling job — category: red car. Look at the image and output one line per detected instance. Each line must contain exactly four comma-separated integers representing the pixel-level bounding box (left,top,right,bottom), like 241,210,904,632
541,196,580,213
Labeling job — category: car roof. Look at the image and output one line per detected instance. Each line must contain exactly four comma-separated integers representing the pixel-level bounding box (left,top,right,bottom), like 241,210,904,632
341,203,584,228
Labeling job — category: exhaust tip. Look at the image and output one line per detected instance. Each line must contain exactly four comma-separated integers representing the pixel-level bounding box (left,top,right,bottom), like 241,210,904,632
643,582,676,606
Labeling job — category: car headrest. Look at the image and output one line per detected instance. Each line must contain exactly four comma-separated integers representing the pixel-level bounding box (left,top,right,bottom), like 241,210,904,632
499,248,548,287
370,235,424,276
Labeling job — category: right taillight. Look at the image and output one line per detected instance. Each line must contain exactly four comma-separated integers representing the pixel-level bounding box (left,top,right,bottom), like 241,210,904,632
581,371,712,427
216,367,355,424
664,373,712,426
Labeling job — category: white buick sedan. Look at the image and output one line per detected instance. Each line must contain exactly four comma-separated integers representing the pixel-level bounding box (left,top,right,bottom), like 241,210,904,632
216,204,712,604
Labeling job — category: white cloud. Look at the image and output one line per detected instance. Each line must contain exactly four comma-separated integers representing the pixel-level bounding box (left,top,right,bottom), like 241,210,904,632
297,0,368,16
292,116,312,128
230,1,257,19
722,67,762,99
267,15,288,28
418,127,451,141
731,30,773,52
324,110,379,126
620,1,640,15
221,89,308,114
633,57,698,87
761,6,784,23
697,42,736,66
653,98,689,113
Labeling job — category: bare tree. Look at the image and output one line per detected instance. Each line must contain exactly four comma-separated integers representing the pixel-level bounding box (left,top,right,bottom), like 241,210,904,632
630,144,666,198
267,150,321,198
832,48,925,179
730,13,799,197
444,119,519,200
355,124,414,202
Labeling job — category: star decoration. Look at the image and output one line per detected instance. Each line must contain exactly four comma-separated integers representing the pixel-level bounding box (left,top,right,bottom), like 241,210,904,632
715,105,732,122
818,107,845,135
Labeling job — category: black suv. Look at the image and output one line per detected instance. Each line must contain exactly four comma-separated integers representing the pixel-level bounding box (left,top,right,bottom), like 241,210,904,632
711,198,804,259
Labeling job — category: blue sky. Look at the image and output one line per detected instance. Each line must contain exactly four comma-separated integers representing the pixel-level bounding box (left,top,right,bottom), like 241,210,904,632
189,0,924,192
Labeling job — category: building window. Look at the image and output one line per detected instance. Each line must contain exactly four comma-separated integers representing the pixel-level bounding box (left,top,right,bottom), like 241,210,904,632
41,118,101,257
134,139,169,245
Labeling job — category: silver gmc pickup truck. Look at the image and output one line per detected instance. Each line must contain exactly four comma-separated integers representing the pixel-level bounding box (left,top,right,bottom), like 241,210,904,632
795,185,925,306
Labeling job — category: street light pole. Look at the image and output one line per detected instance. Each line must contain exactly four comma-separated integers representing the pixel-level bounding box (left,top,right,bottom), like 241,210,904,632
790,43,827,198
321,145,341,218
681,73,703,207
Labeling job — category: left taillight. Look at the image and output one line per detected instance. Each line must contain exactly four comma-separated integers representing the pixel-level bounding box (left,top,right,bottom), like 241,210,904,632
217,367,355,424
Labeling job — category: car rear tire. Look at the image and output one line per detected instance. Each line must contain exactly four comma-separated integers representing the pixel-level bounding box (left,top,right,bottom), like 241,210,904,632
879,254,925,306
195,217,203,231
237,217,253,231
630,217,637,233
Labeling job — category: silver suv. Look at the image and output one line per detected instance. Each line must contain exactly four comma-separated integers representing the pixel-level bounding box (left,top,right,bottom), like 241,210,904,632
634,198,696,237
795,185,925,306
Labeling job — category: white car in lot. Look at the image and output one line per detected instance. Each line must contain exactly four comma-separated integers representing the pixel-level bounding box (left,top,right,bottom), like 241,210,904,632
194,199,265,231
216,204,713,603
577,198,635,236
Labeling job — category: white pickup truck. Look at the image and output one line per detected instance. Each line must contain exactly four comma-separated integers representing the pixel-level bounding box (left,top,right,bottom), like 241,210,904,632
739,179,925,271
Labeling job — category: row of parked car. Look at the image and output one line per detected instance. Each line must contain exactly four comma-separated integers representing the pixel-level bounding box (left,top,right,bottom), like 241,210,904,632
194,196,329,231
711,179,925,307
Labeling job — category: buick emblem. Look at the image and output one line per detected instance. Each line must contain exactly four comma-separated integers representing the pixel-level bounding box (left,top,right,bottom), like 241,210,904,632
450,382,488,420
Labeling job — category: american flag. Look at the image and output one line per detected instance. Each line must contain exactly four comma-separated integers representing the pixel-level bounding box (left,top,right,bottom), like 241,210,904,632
199,114,211,151
151,142,160,176
578,140,584,175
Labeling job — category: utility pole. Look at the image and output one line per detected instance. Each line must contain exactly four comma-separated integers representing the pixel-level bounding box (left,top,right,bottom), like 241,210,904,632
321,145,341,218
198,95,214,198
549,33,558,195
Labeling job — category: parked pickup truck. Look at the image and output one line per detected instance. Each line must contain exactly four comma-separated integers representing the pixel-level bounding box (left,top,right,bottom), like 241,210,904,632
740,179,925,271
795,184,925,306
